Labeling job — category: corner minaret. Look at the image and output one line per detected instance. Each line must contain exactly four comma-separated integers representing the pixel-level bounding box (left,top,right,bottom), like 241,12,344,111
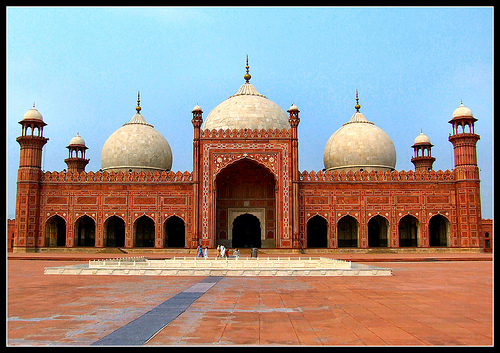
448,101,482,248
448,101,480,180
411,131,435,172
15,103,49,252
65,132,89,173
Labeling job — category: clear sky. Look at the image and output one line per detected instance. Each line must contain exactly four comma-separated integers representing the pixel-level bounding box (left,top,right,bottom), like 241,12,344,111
7,6,493,220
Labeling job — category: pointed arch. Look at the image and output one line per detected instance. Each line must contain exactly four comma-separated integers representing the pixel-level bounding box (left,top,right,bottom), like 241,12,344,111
74,215,95,247
134,215,155,247
164,215,185,248
429,214,450,247
104,215,125,247
45,215,66,247
337,215,358,248
398,215,419,247
307,215,328,248
368,215,389,247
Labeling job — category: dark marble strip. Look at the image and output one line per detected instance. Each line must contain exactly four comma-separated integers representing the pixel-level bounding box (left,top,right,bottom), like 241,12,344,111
91,276,224,346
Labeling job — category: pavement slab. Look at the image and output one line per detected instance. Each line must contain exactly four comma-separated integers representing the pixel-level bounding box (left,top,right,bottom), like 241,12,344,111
7,253,493,346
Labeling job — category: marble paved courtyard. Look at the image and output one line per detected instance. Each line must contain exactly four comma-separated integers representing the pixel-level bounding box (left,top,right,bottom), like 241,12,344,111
7,253,492,346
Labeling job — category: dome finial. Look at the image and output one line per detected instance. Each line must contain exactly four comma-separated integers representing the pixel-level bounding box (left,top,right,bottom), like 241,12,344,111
136,91,141,113
244,55,251,83
33,102,36,108
355,89,361,112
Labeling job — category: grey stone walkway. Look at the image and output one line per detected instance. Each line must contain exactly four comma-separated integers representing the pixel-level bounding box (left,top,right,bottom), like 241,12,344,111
91,276,224,346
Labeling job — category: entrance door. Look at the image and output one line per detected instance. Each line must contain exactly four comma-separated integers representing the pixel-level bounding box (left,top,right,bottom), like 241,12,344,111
232,213,261,248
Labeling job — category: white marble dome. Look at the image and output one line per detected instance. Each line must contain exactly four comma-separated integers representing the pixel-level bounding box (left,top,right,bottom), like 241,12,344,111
413,131,431,145
202,82,290,131
69,132,86,146
323,108,396,172
22,104,44,122
101,107,172,173
452,102,473,119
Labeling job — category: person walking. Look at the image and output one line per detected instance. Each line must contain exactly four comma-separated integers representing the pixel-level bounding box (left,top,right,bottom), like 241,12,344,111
220,244,225,258
216,245,221,258
197,245,203,258
204,246,208,259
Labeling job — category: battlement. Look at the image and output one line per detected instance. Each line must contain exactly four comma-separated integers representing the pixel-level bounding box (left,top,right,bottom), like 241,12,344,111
299,169,455,182
200,128,291,139
41,170,192,183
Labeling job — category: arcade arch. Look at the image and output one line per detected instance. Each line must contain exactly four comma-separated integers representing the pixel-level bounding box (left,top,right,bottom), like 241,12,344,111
399,215,419,247
307,215,328,248
337,215,358,248
45,215,66,247
368,215,389,247
134,215,155,247
74,215,95,247
429,214,450,247
164,216,185,248
104,215,125,247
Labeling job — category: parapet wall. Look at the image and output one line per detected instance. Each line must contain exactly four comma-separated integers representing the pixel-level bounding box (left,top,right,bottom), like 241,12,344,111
300,169,454,182
41,170,193,183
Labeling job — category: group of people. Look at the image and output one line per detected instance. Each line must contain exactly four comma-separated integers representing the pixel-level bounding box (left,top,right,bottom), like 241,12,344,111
196,244,240,259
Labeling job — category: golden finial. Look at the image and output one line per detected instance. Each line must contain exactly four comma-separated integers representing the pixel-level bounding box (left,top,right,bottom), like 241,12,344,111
244,55,251,83
136,91,141,113
355,90,361,112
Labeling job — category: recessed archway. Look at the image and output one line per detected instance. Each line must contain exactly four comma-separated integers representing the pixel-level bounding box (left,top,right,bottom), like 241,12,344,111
134,215,155,247
307,215,328,248
399,215,419,247
164,216,185,248
104,216,125,247
368,215,388,247
216,158,276,248
45,215,66,247
337,215,358,248
429,214,449,247
232,213,261,248
74,215,95,247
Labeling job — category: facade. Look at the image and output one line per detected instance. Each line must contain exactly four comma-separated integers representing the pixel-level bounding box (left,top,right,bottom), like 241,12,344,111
13,63,487,253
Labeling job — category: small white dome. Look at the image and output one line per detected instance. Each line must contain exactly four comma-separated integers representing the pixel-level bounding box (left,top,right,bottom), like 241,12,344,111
22,104,43,122
202,82,290,131
413,131,431,145
69,132,86,146
452,102,473,119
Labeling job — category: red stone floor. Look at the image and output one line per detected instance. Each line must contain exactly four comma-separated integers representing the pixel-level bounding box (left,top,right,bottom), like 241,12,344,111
7,253,493,346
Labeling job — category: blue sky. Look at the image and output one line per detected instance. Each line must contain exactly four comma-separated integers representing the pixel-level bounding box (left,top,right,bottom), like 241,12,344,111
7,6,493,219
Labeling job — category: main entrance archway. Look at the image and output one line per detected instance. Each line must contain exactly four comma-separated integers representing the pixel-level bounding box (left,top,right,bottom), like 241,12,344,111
232,213,261,248
215,159,276,248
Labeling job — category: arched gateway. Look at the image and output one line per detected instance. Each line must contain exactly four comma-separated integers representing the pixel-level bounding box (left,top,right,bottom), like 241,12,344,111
215,159,276,248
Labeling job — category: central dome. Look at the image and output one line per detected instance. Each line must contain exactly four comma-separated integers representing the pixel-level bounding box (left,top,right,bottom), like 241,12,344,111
203,59,289,131
203,82,290,131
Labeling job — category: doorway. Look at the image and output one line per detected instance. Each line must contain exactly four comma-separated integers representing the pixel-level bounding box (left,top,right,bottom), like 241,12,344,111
232,213,261,248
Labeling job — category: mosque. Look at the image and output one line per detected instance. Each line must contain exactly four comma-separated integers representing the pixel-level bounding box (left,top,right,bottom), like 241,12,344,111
13,59,486,253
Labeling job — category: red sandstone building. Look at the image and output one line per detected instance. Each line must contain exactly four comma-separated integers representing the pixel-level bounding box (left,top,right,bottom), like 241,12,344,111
13,62,488,253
